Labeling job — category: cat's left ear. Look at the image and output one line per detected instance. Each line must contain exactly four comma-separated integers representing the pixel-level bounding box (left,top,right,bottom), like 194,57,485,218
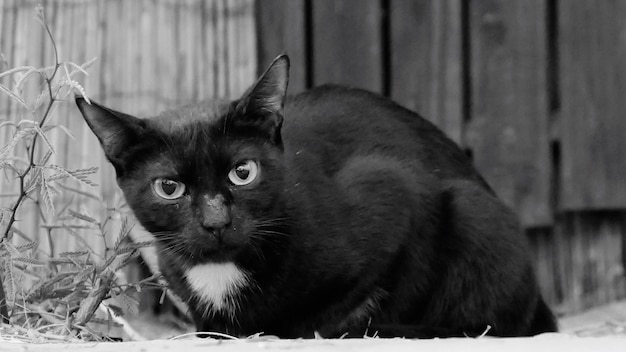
234,55,289,145
75,97,147,175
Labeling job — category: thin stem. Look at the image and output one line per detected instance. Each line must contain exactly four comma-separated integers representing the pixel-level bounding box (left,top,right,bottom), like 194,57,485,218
43,20,59,72
0,283,7,324
1,63,59,242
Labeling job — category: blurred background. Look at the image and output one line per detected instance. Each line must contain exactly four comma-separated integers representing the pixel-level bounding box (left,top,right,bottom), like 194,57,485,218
1,0,625,322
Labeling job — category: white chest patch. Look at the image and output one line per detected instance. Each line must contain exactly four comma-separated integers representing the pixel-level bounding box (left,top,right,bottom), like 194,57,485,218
184,262,249,314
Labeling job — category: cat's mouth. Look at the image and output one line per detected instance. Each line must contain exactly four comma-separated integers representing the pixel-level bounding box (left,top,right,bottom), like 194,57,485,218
156,227,253,265
189,243,245,264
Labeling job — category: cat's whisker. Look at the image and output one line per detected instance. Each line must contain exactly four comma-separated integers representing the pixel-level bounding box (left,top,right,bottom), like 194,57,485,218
253,230,289,239
254,217,293,226
157,241,189,259
248,234,284,257
248,234,274,244
163,249,188,264
247,240,266,262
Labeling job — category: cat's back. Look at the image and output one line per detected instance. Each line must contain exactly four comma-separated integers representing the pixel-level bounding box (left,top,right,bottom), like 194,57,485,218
283,85,486,185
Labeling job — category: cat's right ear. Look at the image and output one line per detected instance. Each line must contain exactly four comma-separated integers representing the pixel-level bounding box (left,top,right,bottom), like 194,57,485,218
233,55,289,145
236,54,289,116
75,97,145,170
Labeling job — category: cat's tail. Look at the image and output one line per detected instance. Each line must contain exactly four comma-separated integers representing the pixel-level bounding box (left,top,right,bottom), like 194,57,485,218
528,297,558,335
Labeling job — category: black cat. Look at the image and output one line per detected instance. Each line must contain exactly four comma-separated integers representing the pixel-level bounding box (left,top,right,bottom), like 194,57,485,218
76,55,557,338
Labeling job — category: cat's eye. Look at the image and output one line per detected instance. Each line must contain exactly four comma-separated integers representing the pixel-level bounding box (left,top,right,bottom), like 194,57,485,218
228,160,259,186
153,178,186,199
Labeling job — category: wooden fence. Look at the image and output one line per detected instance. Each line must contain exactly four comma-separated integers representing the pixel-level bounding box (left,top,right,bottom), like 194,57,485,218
256,0,626,315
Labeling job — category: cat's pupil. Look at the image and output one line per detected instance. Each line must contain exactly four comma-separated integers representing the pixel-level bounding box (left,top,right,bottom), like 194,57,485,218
161,180,178,195
236,166,250,180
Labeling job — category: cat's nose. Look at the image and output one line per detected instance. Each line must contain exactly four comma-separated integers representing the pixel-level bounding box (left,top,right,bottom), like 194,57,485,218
201,215,231,232
198,194,232,234
200,214,232,241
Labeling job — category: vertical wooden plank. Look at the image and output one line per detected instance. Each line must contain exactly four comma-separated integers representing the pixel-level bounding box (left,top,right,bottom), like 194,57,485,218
551,217,569,314
390,0,463,144
311,0,382,93
527,228,559,306
140,0,158,115
98,0,125,217
18,0,43,246
0,0,5,67
595,213,626,304
554,214,583,314
51,0,77,221
214,0,227,98
201,0,215,100
13,0,26,69
49,0,68,176
75,0,102,213
56,2,75,255
555,213,626,314
83,0,112,245
190,0,202,102
74,0,100,204
467,0,551,226
228,0,255,97
0,0,16,149
176,0,191,103
63,0,85,172
18,1,38,250
255,0,307,93
0,0,10,203
82,0,95,101
229,0,240,95
119,0,130,111
24,0,45,103
130,0,144,111
12,0,26,105
559,1,626,209
226,0,237,98
61,1,88,255
154,0,176,110
99,0,113,105
86,0,110,207
234,0,256,95
123,0,139,111
82,0,101,99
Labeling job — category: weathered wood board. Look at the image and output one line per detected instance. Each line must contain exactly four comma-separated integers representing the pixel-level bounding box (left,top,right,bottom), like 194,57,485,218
466,0,552,226
558,1,626,210
311,0,383,93
390,0,464,145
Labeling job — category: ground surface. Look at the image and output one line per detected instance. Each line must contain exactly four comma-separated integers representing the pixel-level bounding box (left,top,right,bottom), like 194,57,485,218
559,300,626,336
0,334,625,352
1,300,625,351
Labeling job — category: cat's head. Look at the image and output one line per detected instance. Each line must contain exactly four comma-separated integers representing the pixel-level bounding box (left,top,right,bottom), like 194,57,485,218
76,55,290,267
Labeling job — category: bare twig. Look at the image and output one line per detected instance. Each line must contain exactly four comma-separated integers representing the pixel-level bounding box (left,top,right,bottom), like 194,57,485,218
74,271,115,326
0,284,7,324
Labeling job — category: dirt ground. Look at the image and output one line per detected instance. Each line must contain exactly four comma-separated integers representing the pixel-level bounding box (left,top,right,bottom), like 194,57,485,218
0,332,625,352
558,300,626,337
1,300,626,351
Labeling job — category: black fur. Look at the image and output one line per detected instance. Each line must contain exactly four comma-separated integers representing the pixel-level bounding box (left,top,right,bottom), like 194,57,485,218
76,55,557,338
